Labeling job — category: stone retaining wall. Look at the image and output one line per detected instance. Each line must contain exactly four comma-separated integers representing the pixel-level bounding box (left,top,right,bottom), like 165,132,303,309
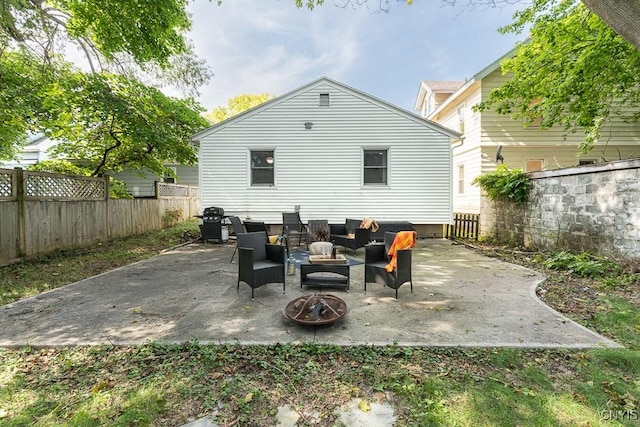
480,159,640,264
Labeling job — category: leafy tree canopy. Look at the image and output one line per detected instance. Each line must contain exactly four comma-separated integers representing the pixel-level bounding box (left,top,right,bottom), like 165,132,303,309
204,94,275,124
0,0,213,69
41,70,209,177
475,0,640,153
0,0,213,166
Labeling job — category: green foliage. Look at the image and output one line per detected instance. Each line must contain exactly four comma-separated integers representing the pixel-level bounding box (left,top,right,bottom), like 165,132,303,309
27,159,89,176
163,208,183,227
0,0,212,160
41,71,208,177
542,251,620,278
204,93,275,124
475,0,640,154
0,50,56,160
1,0,204,68
472,164,532,204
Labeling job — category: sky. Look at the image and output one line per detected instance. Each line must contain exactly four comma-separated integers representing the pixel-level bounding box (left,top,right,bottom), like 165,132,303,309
183,0,527,114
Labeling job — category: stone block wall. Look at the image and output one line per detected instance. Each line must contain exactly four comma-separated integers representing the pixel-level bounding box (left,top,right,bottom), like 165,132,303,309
480,159,640,264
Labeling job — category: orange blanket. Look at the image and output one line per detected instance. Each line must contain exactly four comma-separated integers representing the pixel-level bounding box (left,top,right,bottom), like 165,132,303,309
385,231,417,272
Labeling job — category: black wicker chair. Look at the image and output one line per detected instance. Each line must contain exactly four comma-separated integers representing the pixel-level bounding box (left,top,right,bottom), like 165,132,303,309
330,219,371,254
282,212,308,248
364,232,413,299
228,216,245,263
237,231,286,299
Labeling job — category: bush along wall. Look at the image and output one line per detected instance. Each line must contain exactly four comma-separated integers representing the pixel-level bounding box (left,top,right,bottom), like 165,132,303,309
473,165,532,246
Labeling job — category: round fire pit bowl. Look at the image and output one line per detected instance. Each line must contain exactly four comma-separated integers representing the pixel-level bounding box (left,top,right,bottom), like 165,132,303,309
284,294,348,326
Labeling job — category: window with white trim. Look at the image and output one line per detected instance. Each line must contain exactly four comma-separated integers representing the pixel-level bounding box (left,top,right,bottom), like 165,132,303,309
457,104,465,133
363,149,387,185
250,150,274,186
319,93,330,107
457,164,465,194
163,167,177,183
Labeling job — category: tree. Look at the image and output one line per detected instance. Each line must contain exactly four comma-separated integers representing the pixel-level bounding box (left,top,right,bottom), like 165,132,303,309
296,1,640,53
475,1,640,153
204,94,275,124
41,71,209,177
1,1,212,172
0,50,53,159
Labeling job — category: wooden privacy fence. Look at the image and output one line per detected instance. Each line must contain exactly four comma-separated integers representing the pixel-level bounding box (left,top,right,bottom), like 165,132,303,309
0,168,199,265
445,213,480,240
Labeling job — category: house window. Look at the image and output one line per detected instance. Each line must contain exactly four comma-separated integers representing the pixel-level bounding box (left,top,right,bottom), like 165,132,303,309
525,159,544,172
457,104,465,133
163,167,177,183
319,93,330,107
250,150,274,186
363,149,387,185
457,164,465,194
579,159,596,165
426,94,435,115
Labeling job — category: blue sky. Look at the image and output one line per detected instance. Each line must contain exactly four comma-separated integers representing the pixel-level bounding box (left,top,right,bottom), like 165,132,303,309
186,0,526,113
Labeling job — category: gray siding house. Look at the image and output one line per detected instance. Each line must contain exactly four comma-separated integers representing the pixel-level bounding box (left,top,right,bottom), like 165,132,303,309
191,77,460,237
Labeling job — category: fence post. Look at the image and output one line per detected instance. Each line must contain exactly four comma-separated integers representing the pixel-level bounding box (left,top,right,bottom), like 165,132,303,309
15,168,26,257
104,175,111,239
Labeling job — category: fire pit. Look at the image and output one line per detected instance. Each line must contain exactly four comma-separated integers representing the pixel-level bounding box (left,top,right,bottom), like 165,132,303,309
284,294,348,325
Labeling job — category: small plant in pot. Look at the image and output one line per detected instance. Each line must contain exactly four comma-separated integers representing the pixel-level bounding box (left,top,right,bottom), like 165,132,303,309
314,228,330,242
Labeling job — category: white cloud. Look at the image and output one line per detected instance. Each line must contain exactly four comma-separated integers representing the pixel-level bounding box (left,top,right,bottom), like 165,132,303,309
183,0,525,112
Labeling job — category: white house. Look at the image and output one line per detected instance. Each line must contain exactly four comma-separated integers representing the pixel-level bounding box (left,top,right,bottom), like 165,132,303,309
0,134,58,168
191,77,460,238
415,48,640,214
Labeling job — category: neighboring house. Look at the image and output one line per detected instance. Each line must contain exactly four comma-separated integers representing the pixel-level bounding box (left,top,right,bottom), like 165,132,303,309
113,164,198,198
191,77,461,238
0,133,197,198
415,47,640,214
0,133,58,168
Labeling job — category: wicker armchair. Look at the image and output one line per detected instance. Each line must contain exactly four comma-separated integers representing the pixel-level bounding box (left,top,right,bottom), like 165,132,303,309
228,216,245,263
282,212,308,248
237,231,286,299
364,232,413,299
330,219,371,254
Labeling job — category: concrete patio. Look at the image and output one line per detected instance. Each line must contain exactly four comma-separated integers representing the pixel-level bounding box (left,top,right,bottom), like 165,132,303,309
0,239,621,349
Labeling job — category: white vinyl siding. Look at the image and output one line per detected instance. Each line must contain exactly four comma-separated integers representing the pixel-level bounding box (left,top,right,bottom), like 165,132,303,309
197,79,454,225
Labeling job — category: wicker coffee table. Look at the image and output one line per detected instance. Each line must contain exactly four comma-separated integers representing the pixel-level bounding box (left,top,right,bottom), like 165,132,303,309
299,256,350,290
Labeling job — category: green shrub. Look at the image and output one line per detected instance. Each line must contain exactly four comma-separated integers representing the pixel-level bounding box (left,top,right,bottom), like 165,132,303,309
472,164,532,204
542,251,619,278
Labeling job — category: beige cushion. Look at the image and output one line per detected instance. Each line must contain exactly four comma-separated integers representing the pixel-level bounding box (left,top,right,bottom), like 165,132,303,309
309,241,333,255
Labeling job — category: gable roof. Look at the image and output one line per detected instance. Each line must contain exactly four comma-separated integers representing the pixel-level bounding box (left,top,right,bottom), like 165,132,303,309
414,80,465,111
191,76,461,142
427,45,519,118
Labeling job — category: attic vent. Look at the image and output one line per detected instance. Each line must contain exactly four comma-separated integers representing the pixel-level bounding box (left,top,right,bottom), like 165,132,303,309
319,93,330,107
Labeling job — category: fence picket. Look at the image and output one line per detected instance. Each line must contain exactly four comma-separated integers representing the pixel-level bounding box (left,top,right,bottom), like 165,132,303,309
0,168,199,265
446,212,479,240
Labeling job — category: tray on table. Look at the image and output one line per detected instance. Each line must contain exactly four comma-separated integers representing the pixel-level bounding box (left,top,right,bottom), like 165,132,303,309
308,254,348,264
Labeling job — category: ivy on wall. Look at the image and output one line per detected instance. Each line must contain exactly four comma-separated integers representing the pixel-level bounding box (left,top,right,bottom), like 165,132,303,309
472,165,532,205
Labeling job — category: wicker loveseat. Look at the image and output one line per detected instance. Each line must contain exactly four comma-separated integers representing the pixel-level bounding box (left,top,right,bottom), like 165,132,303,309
330,218,371,254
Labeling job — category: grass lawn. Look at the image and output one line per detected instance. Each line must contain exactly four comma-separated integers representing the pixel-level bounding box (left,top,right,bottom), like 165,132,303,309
1,221,639,426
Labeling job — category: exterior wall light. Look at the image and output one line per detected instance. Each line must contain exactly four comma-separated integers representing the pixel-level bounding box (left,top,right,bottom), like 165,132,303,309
304,122,313,130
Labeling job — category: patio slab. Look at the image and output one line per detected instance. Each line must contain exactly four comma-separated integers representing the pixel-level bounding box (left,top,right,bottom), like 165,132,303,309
0,239,621,348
